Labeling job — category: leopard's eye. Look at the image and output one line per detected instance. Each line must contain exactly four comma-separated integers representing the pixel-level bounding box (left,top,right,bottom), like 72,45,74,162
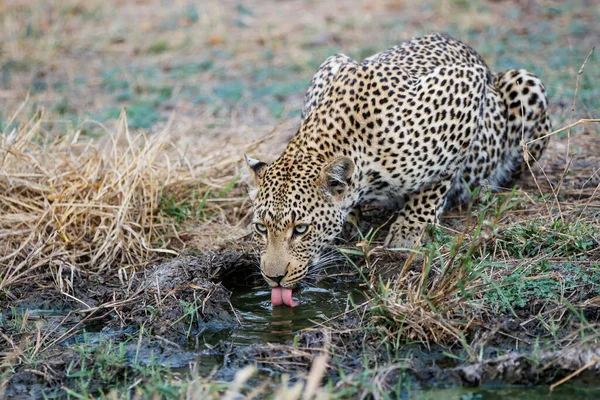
254,223,268,235
293,224,309,236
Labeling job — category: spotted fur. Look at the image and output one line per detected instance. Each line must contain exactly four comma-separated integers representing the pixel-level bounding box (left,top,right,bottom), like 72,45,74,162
244,33,550,288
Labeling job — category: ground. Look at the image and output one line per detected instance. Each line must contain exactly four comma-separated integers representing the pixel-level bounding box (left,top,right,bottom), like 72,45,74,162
0,0,599,398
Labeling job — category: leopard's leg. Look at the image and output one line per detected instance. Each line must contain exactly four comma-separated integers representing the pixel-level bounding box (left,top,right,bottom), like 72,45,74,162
447,69,551,206
492,69,551,185
446,85,506,207
341,205,362,240
516,109,551,181
384,177,453,249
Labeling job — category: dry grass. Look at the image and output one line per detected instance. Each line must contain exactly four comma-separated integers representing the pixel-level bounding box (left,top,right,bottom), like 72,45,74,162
357,217,488,347
182,358,330,400
0,100,291,293
0,0,597,339
1,0,600,396
0,107,178,289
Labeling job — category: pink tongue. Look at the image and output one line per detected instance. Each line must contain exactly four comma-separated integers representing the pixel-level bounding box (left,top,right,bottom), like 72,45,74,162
271,287,299,307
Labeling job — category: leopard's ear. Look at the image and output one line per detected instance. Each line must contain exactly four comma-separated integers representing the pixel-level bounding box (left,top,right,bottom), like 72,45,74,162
319,156,354,201
243,155,268,201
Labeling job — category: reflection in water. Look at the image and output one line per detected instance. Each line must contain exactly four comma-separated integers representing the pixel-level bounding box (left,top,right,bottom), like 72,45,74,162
228,283,363,346
271,305,295,319
270,306,294,334
179,283,362,375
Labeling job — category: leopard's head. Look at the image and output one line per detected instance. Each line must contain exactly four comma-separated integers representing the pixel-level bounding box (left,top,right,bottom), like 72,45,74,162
243,152,354,288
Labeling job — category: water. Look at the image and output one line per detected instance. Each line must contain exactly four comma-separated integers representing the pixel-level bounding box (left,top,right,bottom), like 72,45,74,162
9,284,600,397
228,282,364,345
177,281,364,376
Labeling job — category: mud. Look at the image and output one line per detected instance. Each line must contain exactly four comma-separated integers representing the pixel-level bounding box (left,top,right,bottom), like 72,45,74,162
110,251,251,336
6,250,255,338
3,250,600,397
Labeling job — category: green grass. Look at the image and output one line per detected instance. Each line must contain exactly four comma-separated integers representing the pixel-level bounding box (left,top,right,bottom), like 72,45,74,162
499,219,599,259
1,308,37,334
45,333,187,398
477,214,600,312
103,101,164,129
160,190,213,223
484,261,600,313
146,39,170,55
1,1,599,398
173,296,205,337
5,6,598,128
338,187,600,350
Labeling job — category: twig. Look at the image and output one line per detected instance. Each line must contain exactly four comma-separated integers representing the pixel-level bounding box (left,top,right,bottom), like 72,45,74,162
549,356,600,392
566,47,595,160
526,118,600,145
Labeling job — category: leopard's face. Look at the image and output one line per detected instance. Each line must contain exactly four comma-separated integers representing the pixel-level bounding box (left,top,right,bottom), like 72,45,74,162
244,153,354,288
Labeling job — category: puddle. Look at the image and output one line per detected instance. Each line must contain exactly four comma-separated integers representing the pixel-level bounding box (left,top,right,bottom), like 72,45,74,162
6,251,600,396
172,281,365,378
228,282,364,345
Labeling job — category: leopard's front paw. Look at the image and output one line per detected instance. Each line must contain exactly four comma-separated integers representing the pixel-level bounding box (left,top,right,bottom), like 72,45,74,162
384,225,424,250
341,207,362,240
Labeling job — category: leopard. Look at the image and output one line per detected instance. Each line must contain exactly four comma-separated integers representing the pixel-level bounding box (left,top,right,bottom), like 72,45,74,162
243,33,550,298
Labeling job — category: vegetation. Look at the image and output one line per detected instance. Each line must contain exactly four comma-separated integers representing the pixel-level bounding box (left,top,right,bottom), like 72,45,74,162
1,0,599,398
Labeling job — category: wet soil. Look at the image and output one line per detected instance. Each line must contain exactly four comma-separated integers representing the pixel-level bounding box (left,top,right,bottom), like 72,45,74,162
2,249,600,397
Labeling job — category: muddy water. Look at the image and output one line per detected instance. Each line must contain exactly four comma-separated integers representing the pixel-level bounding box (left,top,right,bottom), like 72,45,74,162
20,282,364,375
227,282,364,345
176,281,364,376
9,280,600,396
